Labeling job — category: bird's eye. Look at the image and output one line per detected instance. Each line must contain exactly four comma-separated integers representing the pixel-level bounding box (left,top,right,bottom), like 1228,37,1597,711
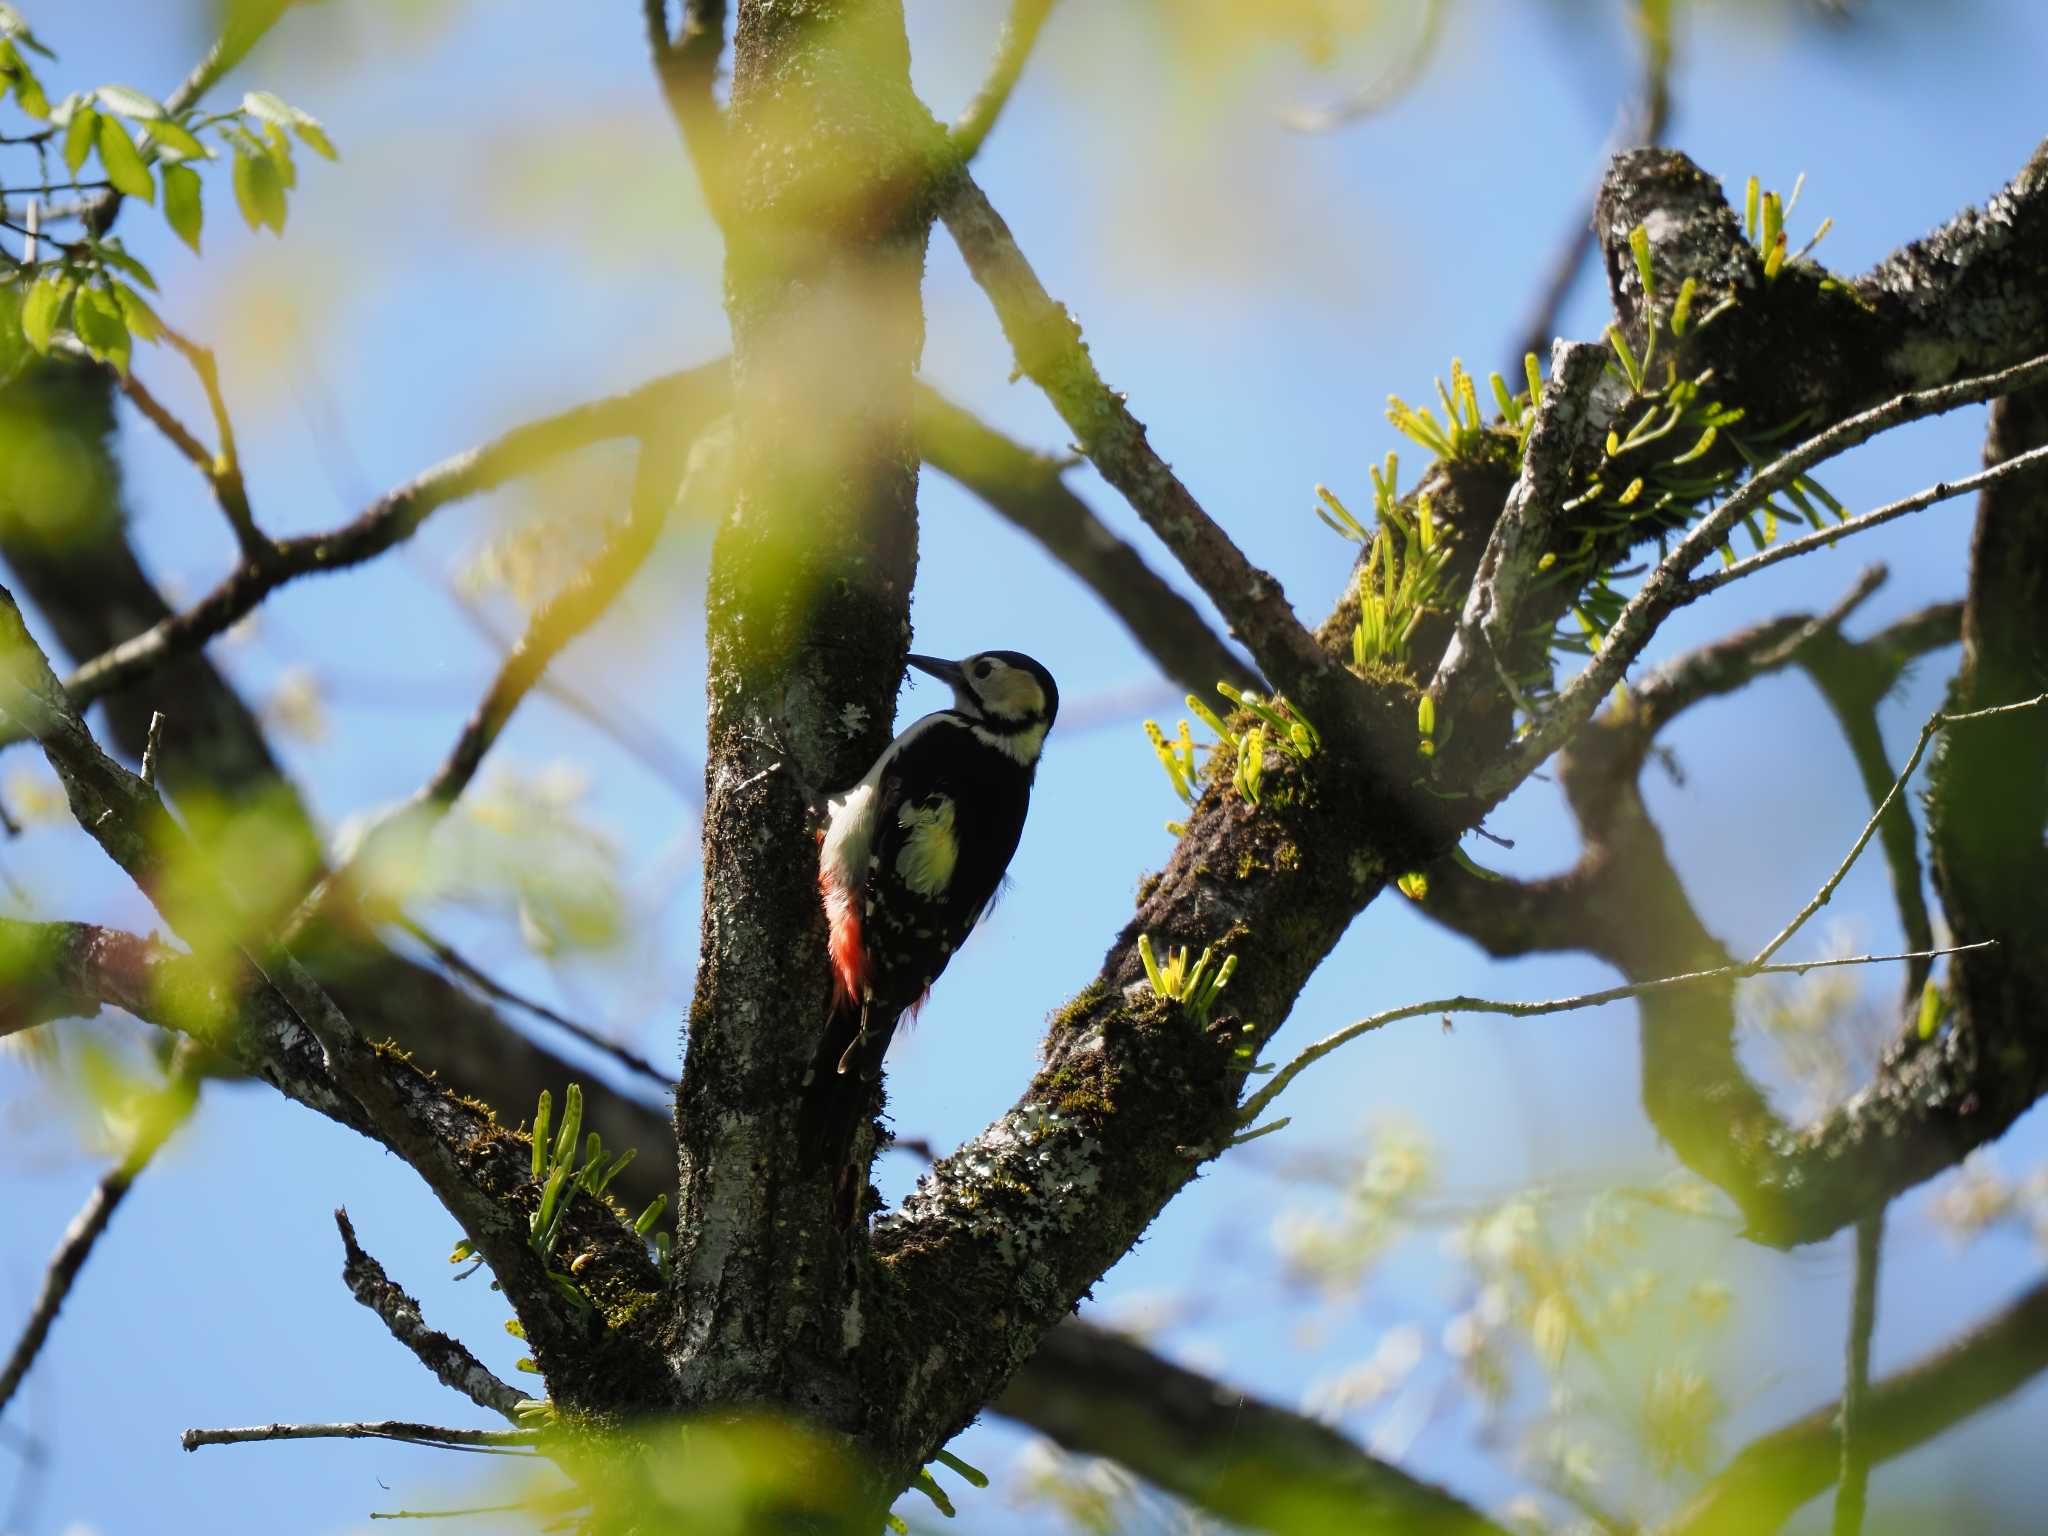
972,661,994,680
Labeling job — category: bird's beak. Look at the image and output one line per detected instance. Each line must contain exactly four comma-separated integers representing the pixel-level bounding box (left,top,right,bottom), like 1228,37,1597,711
905,654,967,689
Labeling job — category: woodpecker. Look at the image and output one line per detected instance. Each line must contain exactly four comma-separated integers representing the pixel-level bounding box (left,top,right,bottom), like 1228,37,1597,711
813,649,1059,1086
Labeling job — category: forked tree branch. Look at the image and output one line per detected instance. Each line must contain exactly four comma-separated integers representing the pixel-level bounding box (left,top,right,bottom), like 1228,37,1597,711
0,589,663,1382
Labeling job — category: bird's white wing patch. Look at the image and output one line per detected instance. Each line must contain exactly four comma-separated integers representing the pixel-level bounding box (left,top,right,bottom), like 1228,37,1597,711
894,796,958,896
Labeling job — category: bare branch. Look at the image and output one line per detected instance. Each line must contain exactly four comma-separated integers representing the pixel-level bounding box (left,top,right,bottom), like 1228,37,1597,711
913,384,1260,696
643,0,731,220
162,326,268,562
0,1065,198,1414
180,1422,539,1454
0,365,724,753
1504,0,1673,372
0,589,652,1372
998,1320,1506,1536
334,1209,526,1423
1237,945,1990,1129
949,0,1057,163
1486,349,2048,798
1831,1210,1884,1536
1681,440,2048,603
410,443,679,815
395,918,668,1089
1752,693,2048,968
940,175,1338,709
1667,1275,2048,1536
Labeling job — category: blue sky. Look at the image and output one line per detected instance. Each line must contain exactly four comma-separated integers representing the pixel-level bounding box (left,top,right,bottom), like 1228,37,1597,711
4,1,2046,1532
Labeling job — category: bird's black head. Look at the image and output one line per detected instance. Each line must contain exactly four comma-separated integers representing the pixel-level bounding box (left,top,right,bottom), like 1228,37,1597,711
907,650,1059,760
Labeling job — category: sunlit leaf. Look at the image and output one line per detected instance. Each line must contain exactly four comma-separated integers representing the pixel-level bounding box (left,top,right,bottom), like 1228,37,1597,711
63,102,98,175
232,145,286,233
144,116,208,161
161,162,204,252
94,83,166,119
96,114,156,202
73,286,132,376
110,280,163,345
21,275,67,354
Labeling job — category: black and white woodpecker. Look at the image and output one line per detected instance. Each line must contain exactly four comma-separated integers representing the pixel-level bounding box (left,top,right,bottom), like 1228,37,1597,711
814,649,1059,1086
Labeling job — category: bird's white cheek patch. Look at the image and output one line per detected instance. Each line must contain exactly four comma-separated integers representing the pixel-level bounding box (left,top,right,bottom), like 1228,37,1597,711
895,798,958,896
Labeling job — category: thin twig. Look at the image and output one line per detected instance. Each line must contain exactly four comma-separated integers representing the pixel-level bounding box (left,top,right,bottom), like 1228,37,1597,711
950,0,1058,162
1752,693,2048,967
914,384,1259,696
1671,1272,2048,1535
415,444,678,812
0,366,723,754
294,441,684,942
0,587,595,1357
114,367,215,477
395,917,669,1089
644,0,731,222
180,1421,540,1454
429,573,704,809
370,1502,539,1521
0,1066,199,1413
1505,0,1673,373
1485,349,2048,797
1236,944,1993,1127
1682,441,2048,602
161,325,269,562
1832,1208,1885,1536
138,710,166,790
334,1209,527,1423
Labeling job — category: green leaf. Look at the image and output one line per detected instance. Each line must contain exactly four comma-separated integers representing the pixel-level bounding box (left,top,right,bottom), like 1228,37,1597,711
633,1193,668,1236
1629,222,1655,296
21,274,67,354
144,117,208,161
4,42,49,119
73,286,131,375
1916,979,1945,1041
553,1082,583,1168
261,121,297,189
291,111,338,160
111,281,163,345
232,146,286,233
64,103,99,175
531,1089,552,1181
94,241,157,292
94,83,166,120
933,1449,989,1489
161,162,203,253
96,115,156,202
